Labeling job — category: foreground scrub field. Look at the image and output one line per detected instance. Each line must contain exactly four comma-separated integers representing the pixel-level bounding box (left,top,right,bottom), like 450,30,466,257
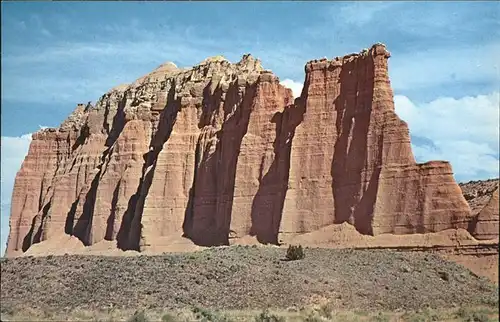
2,306,499,322
1,247,498,321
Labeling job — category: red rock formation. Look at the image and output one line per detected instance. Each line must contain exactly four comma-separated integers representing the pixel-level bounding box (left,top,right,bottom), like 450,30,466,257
281,45,471,239
5,44,475,257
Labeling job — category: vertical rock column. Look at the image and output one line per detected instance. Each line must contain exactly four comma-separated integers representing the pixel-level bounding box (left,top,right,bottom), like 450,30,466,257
230,72,295,244
6,131,60,255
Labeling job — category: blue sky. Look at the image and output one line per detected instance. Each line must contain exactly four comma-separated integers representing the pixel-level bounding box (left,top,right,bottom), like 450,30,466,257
1,1,499,255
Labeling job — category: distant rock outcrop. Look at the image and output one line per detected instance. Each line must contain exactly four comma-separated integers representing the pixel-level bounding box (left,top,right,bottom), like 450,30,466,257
460,179,499,240
6,44,477,257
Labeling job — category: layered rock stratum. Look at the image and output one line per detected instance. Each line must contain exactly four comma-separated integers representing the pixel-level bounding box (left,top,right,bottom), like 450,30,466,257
6,44,490,258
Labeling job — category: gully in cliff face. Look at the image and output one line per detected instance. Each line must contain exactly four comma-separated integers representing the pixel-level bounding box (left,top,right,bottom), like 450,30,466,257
6,44,486,257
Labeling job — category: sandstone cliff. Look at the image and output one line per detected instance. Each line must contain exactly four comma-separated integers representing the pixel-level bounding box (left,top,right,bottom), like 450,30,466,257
6,44,477,257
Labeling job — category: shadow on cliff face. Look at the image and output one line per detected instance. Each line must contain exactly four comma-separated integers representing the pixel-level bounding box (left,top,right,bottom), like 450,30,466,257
183,79,256,246
249,98,305,244
72,172,101,245
21,200,52,252
116,193,139,250
71,125,90,152
22,216,37,252
105,180,121,240
331,55,381,235
182,80,227,246
467,214,479,236
184,77,306,246
117,82,181,251
104,95,128,148
64,200,79,235
62,94,130,247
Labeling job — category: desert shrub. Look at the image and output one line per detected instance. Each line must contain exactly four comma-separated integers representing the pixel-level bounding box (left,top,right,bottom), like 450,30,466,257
464,193,476,200
402,308,441,322
0,304,14,316
192,306,213,320
372,312,390,322
161,312,178,322
191,306,232,322
92,318,115,322
254,308,285,322
303,312,323,322
437,271,450,281
456,306,492,322
127,310,149,322
318,302,335,319
285,245,305,261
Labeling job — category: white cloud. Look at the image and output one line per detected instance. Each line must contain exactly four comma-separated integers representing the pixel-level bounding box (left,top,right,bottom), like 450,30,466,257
1,134,33,205
1,134,33,256
337,2,401,27
29,14,53,38
412,141,499,181
309,2,499,99
394,92,499,181
389,43,500,92
40,28,52,37
15,20,27,31
331,2,499,39
1,18,310,103
280,79,303,98
1,204,11,258
1,73,109,104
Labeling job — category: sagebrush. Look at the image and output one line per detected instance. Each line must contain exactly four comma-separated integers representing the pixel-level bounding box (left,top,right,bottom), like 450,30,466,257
285,245,305,261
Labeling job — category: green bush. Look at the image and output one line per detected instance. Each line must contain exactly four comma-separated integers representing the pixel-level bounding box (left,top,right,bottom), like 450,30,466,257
285,245,305,261
318,302,335,319
303,312,323,322
402,308,441,322
456,306,492,322
0,304,14,316
191,306,232,322
254,308,285,322
372,312,390,322
127,310,149,322
161,313,178,322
